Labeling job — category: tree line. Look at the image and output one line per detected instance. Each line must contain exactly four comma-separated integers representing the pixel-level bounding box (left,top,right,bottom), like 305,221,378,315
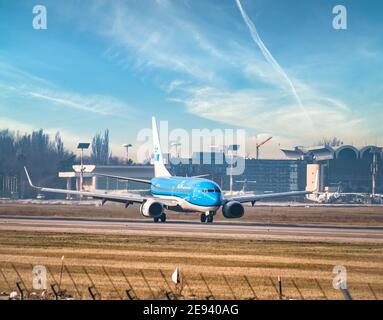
0,128,124,198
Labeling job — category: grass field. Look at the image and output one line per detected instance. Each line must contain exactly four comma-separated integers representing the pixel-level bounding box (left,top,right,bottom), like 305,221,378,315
0,229,382,300
1,202,383,226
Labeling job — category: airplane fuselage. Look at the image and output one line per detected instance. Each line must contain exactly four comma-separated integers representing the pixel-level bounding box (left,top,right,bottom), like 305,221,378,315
151,176,222,213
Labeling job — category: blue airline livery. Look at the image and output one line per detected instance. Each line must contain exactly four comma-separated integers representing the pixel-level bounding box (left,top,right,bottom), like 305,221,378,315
24,117,310,223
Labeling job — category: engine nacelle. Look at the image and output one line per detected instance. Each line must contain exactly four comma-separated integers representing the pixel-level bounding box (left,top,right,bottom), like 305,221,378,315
140,200,163,218
222,201,244,219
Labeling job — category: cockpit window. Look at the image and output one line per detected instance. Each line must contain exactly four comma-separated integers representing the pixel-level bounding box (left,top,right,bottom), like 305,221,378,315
201,188,221,193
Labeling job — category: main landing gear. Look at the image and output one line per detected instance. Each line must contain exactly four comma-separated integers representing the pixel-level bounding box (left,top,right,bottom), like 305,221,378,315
200,212,215,223
154,213,167,223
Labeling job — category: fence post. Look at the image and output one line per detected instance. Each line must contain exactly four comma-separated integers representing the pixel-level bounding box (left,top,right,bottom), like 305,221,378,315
200,273,214,300
120,269,138,300
367,283,378,300
291,279,304,300
243,275,258,300
223,275,237,300
159,269,177,300
16,281,25,300
46,265,67,299
314,278,328,300
51,283,59,300
139,270,156,299
0,267,12,292
278,276,283,300
12,264,29,299
102,266,123,300
64,265,82,300
181,272,196,300
83,267,101,300
268,277,280,299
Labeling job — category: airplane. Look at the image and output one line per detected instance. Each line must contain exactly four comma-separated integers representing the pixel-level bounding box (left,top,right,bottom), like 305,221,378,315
305,174,341,203
24,117,311,223
305,172,370,204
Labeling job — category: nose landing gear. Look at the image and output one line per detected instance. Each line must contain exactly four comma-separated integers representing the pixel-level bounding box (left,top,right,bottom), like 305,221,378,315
200,212,215,223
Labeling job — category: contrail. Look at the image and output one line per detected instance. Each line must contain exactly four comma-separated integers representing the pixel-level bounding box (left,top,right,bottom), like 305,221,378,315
235,0,312,125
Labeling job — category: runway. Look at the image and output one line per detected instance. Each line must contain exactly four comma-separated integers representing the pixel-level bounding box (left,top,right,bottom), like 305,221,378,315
1,215,383,243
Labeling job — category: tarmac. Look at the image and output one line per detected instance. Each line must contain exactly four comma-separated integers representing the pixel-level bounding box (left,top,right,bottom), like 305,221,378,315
1,215,382,243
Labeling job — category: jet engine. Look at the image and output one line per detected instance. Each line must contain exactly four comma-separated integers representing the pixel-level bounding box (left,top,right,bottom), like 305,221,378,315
222,201,244,218
140,200,163,218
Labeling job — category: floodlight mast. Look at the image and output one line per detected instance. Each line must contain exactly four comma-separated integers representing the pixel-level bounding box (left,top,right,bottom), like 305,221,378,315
370,147,381,197
171,142,181,158
228,144,240,195
77,143,90,198
122,143,133,165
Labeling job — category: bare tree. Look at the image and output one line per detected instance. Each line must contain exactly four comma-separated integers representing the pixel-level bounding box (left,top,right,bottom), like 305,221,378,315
91,129,110,165
0,129,75,198
317,137,343,147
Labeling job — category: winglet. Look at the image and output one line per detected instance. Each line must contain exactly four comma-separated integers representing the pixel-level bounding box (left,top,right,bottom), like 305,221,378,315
24,166,39,189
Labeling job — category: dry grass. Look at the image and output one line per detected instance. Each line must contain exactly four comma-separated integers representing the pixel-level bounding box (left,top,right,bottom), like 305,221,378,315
0,230,382,300
1,203,383,226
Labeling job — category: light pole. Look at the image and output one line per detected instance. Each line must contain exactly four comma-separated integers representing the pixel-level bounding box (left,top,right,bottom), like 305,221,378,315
370,147,381,197
77,143,90,198
122,143,133,165
171,142,181,158
228,144,239,195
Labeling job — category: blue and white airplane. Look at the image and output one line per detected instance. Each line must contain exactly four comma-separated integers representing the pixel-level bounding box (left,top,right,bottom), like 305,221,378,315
24,117,310,223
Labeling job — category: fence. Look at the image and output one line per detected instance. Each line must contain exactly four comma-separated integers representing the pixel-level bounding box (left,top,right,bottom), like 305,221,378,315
0,262,381,300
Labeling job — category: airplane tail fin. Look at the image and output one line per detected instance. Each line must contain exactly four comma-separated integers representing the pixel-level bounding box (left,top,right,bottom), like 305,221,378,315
152,117,171,178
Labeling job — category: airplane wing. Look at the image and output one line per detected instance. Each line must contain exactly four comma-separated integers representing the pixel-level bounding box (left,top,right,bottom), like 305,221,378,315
24,167,146,205
225,190,311,204
191,174,210,178
94,173,151,185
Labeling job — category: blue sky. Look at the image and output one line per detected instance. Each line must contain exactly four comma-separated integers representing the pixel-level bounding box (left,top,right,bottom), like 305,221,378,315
0,0,382,159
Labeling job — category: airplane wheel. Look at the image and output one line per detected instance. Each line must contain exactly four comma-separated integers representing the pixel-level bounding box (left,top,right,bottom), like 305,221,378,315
207,215,213,223
200,213,207,223
154,217,159,223
160,213,166,223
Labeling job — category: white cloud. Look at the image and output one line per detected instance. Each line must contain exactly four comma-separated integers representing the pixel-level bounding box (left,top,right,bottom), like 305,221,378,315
0,61,52,87
90,1,223,82
0,59,136,118
85,1,370,144
181,86,368,144
0,117,36,134
0,58,140,155
27,90,131,116
32,1,381,151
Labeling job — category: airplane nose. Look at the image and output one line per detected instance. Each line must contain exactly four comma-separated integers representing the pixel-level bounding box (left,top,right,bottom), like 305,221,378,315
206,193,221,206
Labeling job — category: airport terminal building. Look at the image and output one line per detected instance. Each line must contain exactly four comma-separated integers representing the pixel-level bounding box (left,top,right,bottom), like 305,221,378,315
281,145,383,194
54,144,382,197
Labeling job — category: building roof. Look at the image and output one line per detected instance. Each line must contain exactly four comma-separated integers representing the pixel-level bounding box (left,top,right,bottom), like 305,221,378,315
281,144,382,160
